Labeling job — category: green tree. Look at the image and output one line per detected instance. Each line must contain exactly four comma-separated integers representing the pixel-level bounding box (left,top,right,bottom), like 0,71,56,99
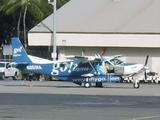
0,0,69,47
1,0,46,48
0,11,16,45
57,0,70,9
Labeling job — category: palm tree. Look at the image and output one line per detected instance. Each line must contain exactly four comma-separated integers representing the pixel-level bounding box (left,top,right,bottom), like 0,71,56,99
57,0,70,9
1,0,45,48
1,0,69,48
0,0,22,38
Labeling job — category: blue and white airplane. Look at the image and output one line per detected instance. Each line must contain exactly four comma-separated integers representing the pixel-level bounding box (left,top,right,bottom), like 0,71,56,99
11,37,148,88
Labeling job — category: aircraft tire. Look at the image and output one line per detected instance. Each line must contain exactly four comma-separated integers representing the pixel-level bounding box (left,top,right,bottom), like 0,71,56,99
133,82,140,89
95,82,103,87
84,82,91,88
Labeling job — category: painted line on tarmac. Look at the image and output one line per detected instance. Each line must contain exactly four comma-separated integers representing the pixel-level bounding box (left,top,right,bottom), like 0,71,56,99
132,115,160,120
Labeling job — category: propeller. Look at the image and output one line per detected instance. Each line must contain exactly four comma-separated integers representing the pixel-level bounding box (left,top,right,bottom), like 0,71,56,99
144,55,149,80
144,55,149,66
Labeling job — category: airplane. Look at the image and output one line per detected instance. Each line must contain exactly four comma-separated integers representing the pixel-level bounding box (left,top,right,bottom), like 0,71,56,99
10,37,149,88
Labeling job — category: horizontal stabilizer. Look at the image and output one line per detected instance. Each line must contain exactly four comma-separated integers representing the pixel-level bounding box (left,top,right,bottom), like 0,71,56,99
12,62,29,67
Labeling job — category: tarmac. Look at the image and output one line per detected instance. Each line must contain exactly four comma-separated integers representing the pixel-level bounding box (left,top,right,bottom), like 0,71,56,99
0,80,160,96
0,80,160,120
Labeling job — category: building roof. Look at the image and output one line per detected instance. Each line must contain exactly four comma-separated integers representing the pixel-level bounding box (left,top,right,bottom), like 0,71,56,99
29,0,160,34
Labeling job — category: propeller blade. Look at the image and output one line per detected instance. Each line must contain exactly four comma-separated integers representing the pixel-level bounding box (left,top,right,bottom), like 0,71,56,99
144,55,149,66
144,71,147,80
144,55,149,80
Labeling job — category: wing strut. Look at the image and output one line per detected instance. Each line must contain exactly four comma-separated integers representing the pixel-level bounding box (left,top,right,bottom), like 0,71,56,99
88,62,99,75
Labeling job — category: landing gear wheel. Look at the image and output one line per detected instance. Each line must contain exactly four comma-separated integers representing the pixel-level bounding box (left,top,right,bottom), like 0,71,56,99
133,82,140,89
95,82,103,87
84,82,91,88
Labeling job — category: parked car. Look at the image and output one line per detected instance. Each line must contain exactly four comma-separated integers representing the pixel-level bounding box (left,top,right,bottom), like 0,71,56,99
0,62,19,80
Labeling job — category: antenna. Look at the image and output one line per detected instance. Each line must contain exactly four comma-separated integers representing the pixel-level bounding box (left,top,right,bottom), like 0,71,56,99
82,50,85,57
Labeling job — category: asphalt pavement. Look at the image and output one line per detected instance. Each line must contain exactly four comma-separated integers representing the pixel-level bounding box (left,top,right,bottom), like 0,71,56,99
0,80,160,120
0,80,160,96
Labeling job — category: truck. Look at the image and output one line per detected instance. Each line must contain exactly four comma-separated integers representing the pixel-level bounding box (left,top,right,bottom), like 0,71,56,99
0,62,19,80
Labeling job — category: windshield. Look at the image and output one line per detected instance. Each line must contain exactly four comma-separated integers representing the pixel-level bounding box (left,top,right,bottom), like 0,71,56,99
109,58,123,66
0,63,5,67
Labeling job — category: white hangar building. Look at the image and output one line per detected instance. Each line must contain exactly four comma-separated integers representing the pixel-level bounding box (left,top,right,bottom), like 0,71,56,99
28,0,160,74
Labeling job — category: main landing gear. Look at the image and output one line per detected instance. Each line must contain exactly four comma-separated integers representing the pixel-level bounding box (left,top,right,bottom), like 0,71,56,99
95,82,103,87
84,78,91,88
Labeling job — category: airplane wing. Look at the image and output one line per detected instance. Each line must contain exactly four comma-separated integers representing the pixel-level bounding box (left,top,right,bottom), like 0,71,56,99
110,54,124,59
101,54,124,61
95,54,124,59
65,55,101,63
65,55,101,75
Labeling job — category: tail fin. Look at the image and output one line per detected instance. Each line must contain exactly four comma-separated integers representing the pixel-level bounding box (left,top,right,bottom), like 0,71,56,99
11,37,31,63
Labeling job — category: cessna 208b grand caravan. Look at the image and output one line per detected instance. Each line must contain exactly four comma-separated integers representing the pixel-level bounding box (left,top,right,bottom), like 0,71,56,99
11,37,149,88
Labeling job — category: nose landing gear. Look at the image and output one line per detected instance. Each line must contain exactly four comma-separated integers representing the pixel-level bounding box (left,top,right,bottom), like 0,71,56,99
133,82,140,88
133,79,140,89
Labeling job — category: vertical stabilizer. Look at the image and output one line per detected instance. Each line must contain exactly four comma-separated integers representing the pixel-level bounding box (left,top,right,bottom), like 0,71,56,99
11,37,31,63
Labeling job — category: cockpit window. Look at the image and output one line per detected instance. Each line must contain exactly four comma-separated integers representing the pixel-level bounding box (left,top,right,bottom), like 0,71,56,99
109,59,123,66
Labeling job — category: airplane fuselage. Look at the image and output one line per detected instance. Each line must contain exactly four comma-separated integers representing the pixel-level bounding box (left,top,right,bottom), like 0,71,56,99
16,60,122,83
123,63,144,75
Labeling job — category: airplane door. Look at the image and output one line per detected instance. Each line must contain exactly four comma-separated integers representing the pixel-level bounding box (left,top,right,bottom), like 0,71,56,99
104,61,114,73
102,60,123,82
114,65,124,75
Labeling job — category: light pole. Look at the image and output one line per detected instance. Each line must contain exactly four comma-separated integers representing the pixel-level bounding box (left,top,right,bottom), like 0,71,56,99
48,0,57,61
